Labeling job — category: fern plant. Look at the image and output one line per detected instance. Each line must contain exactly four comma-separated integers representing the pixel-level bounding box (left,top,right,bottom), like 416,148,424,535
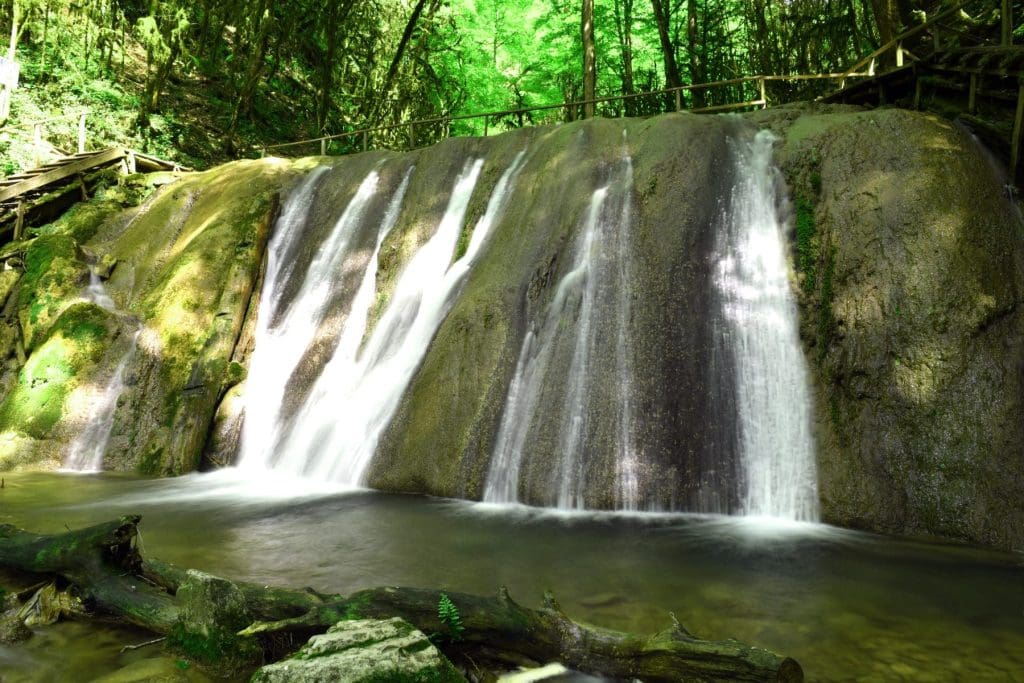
437,593,465,641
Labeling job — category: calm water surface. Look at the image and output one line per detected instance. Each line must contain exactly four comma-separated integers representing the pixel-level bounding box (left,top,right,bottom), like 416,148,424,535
1,471,1022,682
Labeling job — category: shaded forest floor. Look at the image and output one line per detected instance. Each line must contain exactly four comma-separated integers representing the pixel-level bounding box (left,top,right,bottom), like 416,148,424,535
0,34,321,173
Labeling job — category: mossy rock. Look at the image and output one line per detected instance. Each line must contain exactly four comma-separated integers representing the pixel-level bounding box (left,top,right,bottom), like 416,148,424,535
16,233,90,351
0,301,119,448
168,570,262,677
250,617,464,683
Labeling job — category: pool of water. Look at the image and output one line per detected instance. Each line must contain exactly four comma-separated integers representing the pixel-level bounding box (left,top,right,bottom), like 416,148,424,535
1,470,1022,681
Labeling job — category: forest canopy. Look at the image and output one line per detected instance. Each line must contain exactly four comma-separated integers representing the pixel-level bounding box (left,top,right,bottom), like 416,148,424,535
0,0,1010,166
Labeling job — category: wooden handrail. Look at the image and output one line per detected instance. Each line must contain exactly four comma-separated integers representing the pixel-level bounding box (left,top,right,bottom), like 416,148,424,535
264,72,864,155
840,0,978,78
0,109,89,133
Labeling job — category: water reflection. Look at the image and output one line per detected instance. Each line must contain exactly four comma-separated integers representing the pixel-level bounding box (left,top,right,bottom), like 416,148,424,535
0,471,1022,681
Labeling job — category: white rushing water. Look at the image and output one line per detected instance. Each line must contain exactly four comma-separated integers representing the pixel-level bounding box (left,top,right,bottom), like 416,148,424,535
64,273,138,472
239,166,404,470
64,331,139,472
715,129,819,521
485,142,636,509
243,152,527,484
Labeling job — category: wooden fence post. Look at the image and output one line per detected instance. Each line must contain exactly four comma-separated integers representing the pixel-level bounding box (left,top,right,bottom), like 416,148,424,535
968,74,978,114
896,41,904,67
14,201,24,240
78,113,87,154
320,138,327,156
409,122,416,150
362,130,368,152
33,124,41,167
675,89,681,112
759,78,767,108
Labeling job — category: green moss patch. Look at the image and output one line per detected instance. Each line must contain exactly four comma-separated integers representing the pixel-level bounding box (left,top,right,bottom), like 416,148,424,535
17,234,89,350
0,302,118,439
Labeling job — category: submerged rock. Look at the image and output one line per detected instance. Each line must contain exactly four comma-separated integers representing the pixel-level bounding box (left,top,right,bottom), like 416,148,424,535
249,617,464,683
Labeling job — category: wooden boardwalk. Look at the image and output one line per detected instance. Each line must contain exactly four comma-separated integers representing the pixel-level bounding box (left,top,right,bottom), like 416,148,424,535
0,147,185,240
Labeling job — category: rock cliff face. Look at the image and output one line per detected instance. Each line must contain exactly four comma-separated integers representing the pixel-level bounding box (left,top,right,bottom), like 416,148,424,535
754,104,1024,549
0,159,305,473
0,108,1021,550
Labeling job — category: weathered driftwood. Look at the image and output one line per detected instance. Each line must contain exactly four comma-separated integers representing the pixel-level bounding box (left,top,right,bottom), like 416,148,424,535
0,515,803,682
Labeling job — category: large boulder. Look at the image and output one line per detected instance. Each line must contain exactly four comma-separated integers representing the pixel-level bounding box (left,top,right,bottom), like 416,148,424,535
756,103,1024,549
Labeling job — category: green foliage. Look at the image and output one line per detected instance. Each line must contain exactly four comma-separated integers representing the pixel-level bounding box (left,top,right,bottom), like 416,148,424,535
436,593,464,641
817,246,837,362
166,620,259,665
795,197,817,295
0,0,885,172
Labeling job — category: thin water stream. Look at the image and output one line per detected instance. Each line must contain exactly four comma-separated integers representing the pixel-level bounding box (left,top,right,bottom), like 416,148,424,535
1,472,1022,682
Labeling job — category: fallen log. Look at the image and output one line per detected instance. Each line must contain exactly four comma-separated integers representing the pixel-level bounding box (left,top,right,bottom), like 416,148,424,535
0,515,803,682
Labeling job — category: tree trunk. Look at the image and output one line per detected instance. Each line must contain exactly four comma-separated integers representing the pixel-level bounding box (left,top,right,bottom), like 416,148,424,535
0,516,804,683
372,0,429,125
650,0,682,109
581,0,596,119
687,0,706,108
613,0,635,115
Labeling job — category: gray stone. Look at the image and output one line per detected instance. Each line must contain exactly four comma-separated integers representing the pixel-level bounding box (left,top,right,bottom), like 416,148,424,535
250,617,465,683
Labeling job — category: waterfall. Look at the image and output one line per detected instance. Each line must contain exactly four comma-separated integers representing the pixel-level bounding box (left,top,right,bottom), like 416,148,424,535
239,166,396,470
714,129,819,521
64,273,138,472
484,144,635,509
231,123,818,516
275,153,527,483
240,151,526,484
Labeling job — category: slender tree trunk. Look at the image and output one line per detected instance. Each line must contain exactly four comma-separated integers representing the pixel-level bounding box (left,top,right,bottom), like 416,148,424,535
372,0,429,125
687,0,705,108
613,0,635,116
582,0,596,118
650,0,681,99
40,4,48,77
7,0,20,61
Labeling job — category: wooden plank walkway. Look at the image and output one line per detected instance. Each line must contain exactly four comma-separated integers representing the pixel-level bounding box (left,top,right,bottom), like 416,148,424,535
0,147,187,240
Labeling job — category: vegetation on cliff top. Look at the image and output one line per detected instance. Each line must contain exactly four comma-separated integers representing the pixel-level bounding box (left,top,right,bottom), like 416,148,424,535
0,0,946,171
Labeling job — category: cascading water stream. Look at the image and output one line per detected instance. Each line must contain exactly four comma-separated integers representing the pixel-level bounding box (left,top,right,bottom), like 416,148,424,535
714,129,819,521
239,166,400,470
64,272,139,472
485,143,635,509
276,153,527,483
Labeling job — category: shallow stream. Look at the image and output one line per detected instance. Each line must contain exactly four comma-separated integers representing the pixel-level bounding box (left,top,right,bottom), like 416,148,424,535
1,471,1022,682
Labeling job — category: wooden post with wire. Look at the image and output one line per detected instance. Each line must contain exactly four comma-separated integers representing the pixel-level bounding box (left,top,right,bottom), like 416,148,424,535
13,200,24,240
77,113,87,154
33,123,41,167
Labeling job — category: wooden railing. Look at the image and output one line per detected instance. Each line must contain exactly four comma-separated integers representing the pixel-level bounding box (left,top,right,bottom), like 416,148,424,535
0,110,90,166
837,0,996,85
262,0,1009,159
262,73,868,157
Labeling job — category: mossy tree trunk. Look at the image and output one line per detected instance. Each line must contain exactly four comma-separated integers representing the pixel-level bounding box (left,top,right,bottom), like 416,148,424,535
0,516,803,682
